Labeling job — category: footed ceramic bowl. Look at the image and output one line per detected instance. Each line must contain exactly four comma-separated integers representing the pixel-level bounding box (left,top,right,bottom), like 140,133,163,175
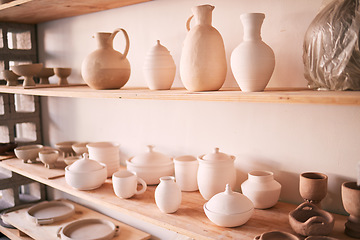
11,63,43,77
54,67,71,85
72,142,89,156
14,144,43,163
204,203,253,227
2,70,19,86
39,149,59,169
36,67,54,84
56,141,77,157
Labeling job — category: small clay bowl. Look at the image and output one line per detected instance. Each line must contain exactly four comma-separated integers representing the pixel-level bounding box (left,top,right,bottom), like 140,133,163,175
39,149,59,169
254,231,300,240
36,67,54,84
305,236,339,240
289,202,334,237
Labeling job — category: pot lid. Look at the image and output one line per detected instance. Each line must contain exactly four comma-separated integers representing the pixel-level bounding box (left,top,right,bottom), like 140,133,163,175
201,148,233,161
206,184,254,214
68,153,104,172
130,145,172,165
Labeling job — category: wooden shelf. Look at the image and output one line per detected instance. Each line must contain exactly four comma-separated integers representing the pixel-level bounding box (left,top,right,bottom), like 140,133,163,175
0,158,353,240
1,85,360,105
0,0,151,24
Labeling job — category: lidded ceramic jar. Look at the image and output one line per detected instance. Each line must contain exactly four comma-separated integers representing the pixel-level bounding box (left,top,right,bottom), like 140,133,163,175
204,184,254,227
126,145,174,185
197,148,236,200
241,170,281,209
143,40,176,90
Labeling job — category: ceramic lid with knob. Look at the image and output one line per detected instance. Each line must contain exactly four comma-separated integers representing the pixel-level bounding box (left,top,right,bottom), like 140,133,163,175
201,147,234,161
206,184,254,214
130,145,172,165
143,40,176,69
68,153,104,172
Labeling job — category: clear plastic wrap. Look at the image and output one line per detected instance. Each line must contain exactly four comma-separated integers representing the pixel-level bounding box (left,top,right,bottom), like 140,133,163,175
303,0,360,90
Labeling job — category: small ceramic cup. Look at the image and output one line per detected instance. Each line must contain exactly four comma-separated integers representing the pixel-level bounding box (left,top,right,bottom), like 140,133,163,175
112,170,147,199
39,149,59,169
173,155,198,191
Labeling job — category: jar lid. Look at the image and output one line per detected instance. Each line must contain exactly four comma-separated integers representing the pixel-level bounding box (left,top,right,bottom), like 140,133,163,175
143,40,175,69
201,148,233,161
68,153,104,172
206,184,254,214
130,145,172,165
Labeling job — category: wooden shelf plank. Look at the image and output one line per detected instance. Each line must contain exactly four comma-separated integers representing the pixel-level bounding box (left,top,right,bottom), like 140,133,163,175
0,0,151,24
0,158,353,240
0,224,33,240
1,85,360,105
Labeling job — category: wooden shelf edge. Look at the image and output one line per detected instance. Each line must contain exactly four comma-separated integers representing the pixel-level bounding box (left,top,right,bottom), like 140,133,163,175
1,85,360,105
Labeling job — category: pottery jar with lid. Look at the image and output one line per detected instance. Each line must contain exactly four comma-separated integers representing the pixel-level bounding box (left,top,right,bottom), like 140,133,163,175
197,148,236,200
241,170,281,209
204,184,254,227
143,40,176,90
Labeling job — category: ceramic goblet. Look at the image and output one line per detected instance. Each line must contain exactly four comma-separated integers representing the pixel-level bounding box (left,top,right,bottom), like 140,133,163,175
1,70,20,86
299,172,328,207
54,68,71,86
342,181,360,238
11,63,43,87
36,67,54,84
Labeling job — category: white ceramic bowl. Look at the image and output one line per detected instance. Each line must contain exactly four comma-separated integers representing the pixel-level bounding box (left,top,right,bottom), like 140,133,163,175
14,144,43,163
56,141,78,157
203,203,253,227
65,164,107,190
71,142,89,155
126,159,174,185
39,149,59,168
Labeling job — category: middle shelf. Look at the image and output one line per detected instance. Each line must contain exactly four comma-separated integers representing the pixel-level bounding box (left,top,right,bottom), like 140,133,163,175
0,158,352,240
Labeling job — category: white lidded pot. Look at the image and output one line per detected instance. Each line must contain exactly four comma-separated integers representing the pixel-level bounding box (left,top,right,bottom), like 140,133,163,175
197,148,236,200
143,40,176,90
241,170,281,209
204,184,254,227
65,153,107,190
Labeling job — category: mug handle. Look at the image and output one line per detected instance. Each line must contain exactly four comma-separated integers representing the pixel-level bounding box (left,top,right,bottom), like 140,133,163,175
135,177,147,195
186,15,193,32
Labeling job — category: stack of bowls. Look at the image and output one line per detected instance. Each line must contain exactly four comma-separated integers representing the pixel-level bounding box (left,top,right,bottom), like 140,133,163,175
126,145,174,185
87,142,120,177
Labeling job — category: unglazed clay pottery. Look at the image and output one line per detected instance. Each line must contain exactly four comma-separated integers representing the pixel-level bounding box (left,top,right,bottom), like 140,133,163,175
56,141,78,157
204,184,254,227
14,144,43,163
65,154,107,190
36,67,54,84
197,147,236,200
180,4,227,92
144,40,176,90
173,155,198,191
81,28,130,90
54,68,71,86
241,170,281,209
231,13,275,92
254,231,300,240
305,237,339,240
87,142,120,177
38,149,59,169
112,170,147,199
64,156,82,166
300,172,328,207
289,202,334,237
342,181,360,238
1,70,19,86
155,176,182,213
71,142,89,156
11,63,43,87
126,145,174,185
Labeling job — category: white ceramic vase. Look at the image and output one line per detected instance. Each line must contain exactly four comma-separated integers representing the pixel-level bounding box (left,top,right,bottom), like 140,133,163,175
180,4,227,92
81,28,130,90
197,148,236,200
155,176,182,213
231,13,275,92
143,40,176,90
241,170,281,209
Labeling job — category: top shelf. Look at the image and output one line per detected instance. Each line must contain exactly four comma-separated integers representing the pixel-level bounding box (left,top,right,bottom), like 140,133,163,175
0,0,151,24
1,85,360,105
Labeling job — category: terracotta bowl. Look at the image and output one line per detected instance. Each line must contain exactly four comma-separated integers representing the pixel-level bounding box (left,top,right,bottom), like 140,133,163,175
289,202,334,237
2,70,19,86
36,67,54,84
54,68,71,78
254,231,300,240
14,144,43,163
11,63,43,77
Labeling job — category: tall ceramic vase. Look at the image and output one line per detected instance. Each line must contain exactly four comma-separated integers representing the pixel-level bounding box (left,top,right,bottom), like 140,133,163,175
231,13,275,92
155,176,182,213
180,4,227,92
81,28,131,90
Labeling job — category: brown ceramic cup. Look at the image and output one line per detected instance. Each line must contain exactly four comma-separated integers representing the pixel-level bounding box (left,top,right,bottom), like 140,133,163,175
299,172,328,206
341,181,360,238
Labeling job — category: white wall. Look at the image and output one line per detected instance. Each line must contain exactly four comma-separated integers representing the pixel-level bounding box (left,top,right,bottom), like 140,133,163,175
37,0,360,238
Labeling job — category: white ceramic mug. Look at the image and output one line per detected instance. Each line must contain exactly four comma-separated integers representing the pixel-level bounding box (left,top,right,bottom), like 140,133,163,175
112,170,147,198
173,155,198,191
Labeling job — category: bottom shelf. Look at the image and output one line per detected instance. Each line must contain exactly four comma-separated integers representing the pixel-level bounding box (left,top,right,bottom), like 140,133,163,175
0,224,32,240
0,158,353,240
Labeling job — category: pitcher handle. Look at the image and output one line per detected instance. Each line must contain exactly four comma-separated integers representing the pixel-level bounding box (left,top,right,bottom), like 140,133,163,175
186,15,193,32
110,28,130,59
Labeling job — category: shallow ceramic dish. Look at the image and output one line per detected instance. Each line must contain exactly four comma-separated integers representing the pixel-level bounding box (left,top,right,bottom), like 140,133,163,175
254,231,300,240
27,200,75,225
14,144,43,163
57,218,119,240
39,149,59,169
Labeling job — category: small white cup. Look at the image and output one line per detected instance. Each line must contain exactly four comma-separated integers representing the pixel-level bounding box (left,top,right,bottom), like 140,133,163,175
112,170,147,198
174,155,199,191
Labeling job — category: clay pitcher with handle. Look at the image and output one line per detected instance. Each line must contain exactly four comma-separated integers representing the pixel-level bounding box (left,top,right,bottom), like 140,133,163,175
81,28,131,90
